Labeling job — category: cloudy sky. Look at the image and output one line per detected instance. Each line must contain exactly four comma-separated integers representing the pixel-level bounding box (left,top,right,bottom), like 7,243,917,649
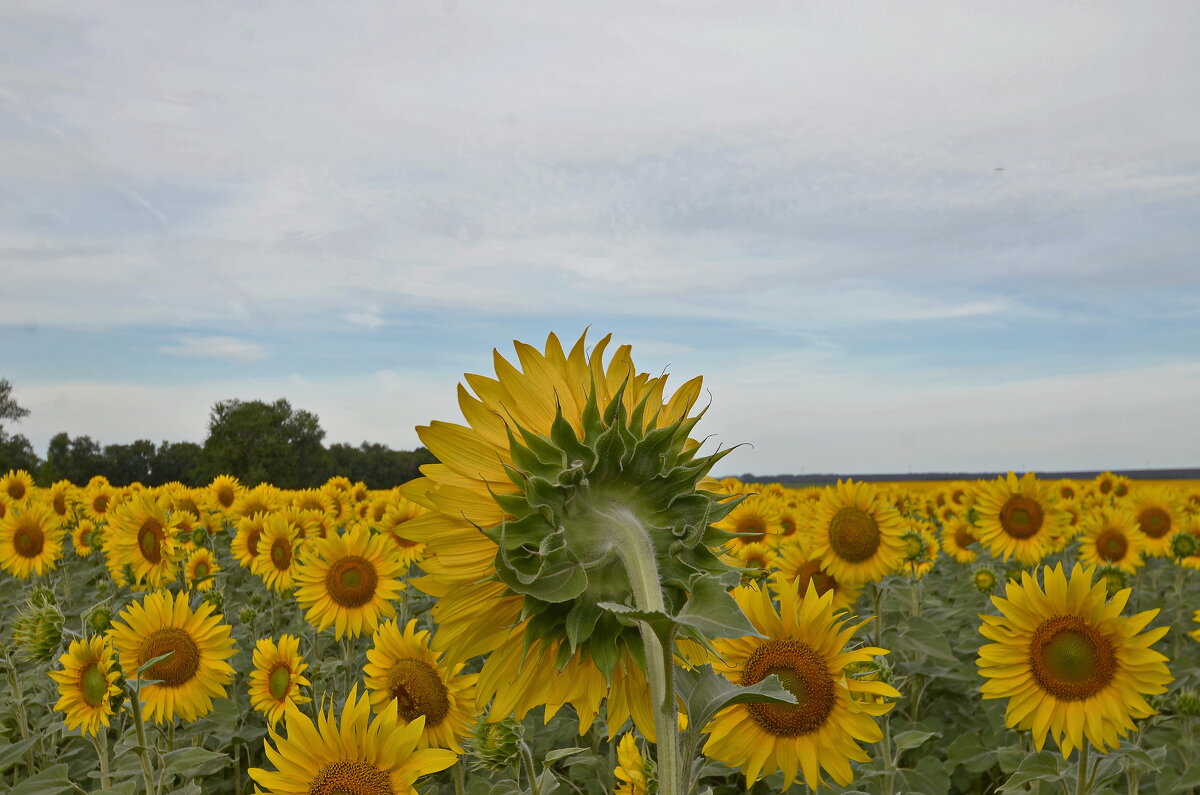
1,1,1198,476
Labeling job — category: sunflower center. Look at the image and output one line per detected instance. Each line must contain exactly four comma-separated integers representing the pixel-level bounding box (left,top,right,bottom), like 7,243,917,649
999,496,1043,539
52,493,67,515
1099,479,1113,495
325,556,379,607
953,524,977,549
1114,483,1129,497
779,515,796,537
308,760,394,795
194,562,210,578
13,523,45,558
93,495,109,514
386,658,450,725
1096,530,1128,561
1137,508,1171,539
80,663,109,707
736,515,768,544
246,527,262,557
140,627,201,688
740,639,836,737
267,662,292,701
271,538,292,569
6,481,26,500
827,507,880,563
793,560,836,597
138,519,165,563
1029,616,1115,701
216,486,235,509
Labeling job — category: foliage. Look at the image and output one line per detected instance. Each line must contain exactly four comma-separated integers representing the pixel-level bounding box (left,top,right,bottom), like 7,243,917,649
199,398,330,489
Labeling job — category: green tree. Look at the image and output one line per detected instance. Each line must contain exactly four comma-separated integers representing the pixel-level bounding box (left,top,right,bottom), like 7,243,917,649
326,442,437,488
151,440,203,486
102,439,157,486
0,378,40,474
200,398,331,488
43,432,104,485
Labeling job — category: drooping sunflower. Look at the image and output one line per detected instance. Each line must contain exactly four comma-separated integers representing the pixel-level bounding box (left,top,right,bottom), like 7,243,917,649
104,493,183,589
0,469,34,502
0,500,65,578
397,332,744,737
363,619,477,753
1078,509,1145,574
614,733,651,795
773,540,862,610
252,511,302,592
185,547,219,591
293,523,406,639
807,480,906,585
249,686,458,795
940,517,979,564
978,563,1172,756
248,634,311,726
1129,487,1181,558
973,472,1067,566
703,577,900,790
48,635,121,736
107,589,236,724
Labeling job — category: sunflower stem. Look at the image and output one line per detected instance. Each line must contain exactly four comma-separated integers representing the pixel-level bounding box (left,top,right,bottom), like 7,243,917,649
90,729,112,790
452,757,466,795
518,738,542,795
3,653,34,778
1076,743,1089,795
129,675,159,795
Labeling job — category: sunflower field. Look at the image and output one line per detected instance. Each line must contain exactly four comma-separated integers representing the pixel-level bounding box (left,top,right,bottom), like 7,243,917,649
1,332,1198,795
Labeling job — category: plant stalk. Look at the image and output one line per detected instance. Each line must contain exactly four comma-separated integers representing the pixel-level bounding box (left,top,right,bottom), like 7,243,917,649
1076,743,1090,795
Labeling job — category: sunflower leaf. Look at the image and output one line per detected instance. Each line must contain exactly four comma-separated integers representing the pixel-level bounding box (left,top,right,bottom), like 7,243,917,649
676,665,795,733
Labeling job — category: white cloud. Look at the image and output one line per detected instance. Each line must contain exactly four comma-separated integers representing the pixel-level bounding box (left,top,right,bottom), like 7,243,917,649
157,336,268,361
345,310,385,329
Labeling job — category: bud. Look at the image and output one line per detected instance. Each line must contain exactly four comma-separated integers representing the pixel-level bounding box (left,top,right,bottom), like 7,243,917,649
971,565,998,595
1096,566,1130,599
86,607,113,634
12,602,64,663
1176,689,1200,718
1170,531,1200,561
28,585,57,608
238,607,256,625
469,713,522,772
191,526,209,546
202,590,225,613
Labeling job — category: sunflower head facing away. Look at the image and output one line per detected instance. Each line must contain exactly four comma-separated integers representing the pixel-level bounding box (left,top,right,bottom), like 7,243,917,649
401,332,747,681
978,563,1172,756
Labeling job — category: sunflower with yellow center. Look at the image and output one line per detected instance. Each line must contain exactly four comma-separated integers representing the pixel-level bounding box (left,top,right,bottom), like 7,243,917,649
972,472,1067,566
772,541,862,610
703,577,900,790
253,511,302,592
248,634,311,726
250,686,457,795
294,523,406,639
940,517,979,564
107,590,236,724
978,563,1172,756
48,635,121,736
1078,509,1145,574
363,619,477,753
397,332,745,744
0,469,34,502
0,500,65,578
806,480,905,585
614,733,651,795
1129,487,1181,557
104,493,183,589
185,547,219,591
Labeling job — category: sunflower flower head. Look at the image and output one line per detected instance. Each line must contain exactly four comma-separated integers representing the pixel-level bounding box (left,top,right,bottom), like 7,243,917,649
467,712,522,772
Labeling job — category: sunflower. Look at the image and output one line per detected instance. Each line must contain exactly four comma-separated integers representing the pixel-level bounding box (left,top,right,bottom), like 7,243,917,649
48,635,121,736
1078,509,1145,574
249,686,458,795
0,500,65,578
248,634,311,726
977,563,1172,756
940,517,979,564
231,514,267,568
0,469,34,502
807,480,906,585
1129,487,1181,557
614,733,651,795
252,511,302,592
715,494,784,554
397,332,742,740
294,523,406,639
363,619,477,752
208,474,241,514
292,488,334,516
107,590,236,723
185,547,219,591
772,540,862,611
973,472,1067,566
703,577,900,790
45,480,76,520
1056,480,1080,504
83,483,116,523
73,519,98,557
232,483,281,521
104,493,183,589
721,541,779,575
899,523,939,579
376,497,429,567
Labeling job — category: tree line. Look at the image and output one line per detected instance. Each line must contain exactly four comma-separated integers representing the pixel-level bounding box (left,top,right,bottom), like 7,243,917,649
0,379,435,489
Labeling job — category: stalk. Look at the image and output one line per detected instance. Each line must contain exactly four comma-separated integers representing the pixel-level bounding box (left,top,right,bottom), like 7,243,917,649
129,676,159,795
518,738,542,795
90,729,112,790
1076,743,1089,795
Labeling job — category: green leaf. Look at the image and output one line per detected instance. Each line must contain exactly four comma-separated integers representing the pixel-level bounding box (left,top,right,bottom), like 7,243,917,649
161,747,231,778
999,751,1066,792
892,729,938,751
897,616,960,665
674,577,758,640
0,736,39,774
675,664,795,732
92,784,137,795
9,763,76,795
542,747,588,765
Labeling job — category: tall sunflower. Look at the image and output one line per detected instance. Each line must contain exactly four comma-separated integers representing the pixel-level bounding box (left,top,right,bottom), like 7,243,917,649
363,619,477,752
251,688,457,795
48,635,121,736
0,500,65,578
185,547,219,591
104,493,183,589
293,523,406,639
1129,487,1181,558
253,511,302,592
807,480,905,585
703,577,900,790
978,563,1172,756
0,469,34,502
773,540,862,611
397,332,743,736
973,472,1067,566
208,474,241,514
107,590,237,724
248,634,311,726
1078,509,1145,574
940,517,979,564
